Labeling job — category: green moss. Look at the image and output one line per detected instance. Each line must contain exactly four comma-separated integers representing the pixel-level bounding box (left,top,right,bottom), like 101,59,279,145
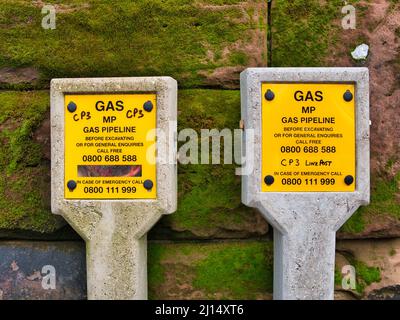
163,90,256,234
353,260,381,293
0,91,47,173
340,209,365,234
362,173,400,219
272,0,343,67
229,51,249,65
385,157,397,172
340,173,400,234
193,242,273,299
0,91,63,232
0,0,264,89
148,243,167,299
175,165,247,229
178,89,241,130
334,267,342,286
389,248,396,256
148,241,273,299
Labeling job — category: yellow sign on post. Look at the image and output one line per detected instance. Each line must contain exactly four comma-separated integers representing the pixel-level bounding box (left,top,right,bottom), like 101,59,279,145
261,83,355,192
64,94,157,199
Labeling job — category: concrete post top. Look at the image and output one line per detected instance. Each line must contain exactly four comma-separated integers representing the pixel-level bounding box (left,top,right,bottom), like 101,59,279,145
51,76,177,93
50,77,177,240
241,67,369,82
240,67,370,233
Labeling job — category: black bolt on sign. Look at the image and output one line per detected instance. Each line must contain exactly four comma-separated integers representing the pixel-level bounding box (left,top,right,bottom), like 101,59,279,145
265,89,275,101
67,180,77,191
143,179,154,190
264,175,275,186
67,102,77,113
344,175,354,185
143,101,153,112
343,90,353,102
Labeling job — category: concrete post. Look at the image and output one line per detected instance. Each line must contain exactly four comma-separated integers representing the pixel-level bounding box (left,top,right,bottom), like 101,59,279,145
86,235,147,300
241,68,370,300
51,77,177,300
273,224,336,300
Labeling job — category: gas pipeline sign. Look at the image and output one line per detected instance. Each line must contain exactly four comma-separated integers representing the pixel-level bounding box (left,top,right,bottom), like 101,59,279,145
64,94,156,199
261,83,355,192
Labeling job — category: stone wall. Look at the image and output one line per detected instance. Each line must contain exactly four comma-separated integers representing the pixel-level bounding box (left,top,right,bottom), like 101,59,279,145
0,0,399,299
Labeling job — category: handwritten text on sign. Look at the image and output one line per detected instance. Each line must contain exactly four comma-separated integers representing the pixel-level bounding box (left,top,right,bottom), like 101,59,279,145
261,83,355,192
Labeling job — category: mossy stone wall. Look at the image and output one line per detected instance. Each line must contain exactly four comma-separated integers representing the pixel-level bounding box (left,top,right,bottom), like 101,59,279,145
0,0,399,299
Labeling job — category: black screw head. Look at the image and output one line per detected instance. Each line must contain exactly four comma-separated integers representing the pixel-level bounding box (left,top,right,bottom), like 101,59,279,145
67,180,77,191
143,101,153,112
143,179,154,190
344,175,354,186
265,89,275,101
264,175,274,186
67,102,77,113
343,90,353,102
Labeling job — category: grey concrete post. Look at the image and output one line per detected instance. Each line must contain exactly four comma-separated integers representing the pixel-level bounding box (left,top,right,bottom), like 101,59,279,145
86,235,147,300
84,204,151,300
273,224,336,300
241,68,370,300
51,77,177,300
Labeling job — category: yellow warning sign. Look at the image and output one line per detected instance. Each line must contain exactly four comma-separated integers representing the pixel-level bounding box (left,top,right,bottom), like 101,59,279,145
262,83,355,192
64,94,156,199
